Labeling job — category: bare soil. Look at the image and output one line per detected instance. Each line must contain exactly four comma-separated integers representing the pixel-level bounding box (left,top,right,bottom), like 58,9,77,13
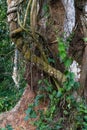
0,85,36,130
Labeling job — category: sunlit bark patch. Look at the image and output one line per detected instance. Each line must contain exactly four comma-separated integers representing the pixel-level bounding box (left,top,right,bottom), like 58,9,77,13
70,60,81,81
62,0,75,38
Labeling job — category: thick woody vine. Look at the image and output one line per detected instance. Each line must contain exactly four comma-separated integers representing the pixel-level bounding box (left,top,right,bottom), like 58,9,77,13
5,0,87,130
7,0,65,90
7,0,87,98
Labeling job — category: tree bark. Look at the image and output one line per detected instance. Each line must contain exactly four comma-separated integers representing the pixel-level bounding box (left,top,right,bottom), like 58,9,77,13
1,0,86,129
80,4,87,99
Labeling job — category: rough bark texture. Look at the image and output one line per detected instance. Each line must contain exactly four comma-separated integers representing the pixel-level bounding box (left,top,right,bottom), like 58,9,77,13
80,4,87,99
0,0,86,129
0,0,66,129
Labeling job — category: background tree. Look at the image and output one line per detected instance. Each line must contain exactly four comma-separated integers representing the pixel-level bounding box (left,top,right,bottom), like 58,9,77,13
0,0,26,113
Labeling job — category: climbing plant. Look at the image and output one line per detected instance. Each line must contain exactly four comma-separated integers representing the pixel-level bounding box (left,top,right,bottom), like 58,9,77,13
2,0,87,129
25,37,87,130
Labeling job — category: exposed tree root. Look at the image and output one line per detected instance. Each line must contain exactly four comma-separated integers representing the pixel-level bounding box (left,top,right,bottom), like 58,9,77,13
0,85,36,129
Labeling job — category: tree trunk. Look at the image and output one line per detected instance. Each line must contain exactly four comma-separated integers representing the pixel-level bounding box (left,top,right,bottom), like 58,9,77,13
0,0,86,129
80,3,87,99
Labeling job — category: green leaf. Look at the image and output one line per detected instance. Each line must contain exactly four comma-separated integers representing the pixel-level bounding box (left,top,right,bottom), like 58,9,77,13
70,72,75,80
56,125,62,129
52,90,57,96
24,115,29,121
64,58,72,68
74,82,80,89
64,110,68,115
83,121,87,128
38,80,42,85
0,128,6,130
65,81,73,91
48,58,55,63
34,94,44,106
6,125,13,130
83,37,87,42
69,79,75,86
57,91,62,98
30,111,37,118
60,52,66,60
84,109,87,114
43,4,49,12
84,116,87,122
45,85,53,92
58,44,66,52
25,107,32,115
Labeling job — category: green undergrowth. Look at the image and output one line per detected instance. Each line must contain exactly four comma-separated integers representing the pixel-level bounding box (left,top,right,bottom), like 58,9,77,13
0,53,26,112
0,124,13,130
0,80,26,113
0,1,26,113
25,37,87,130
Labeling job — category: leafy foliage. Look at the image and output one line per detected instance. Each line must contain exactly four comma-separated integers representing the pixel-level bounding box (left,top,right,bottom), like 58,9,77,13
0,125,13,130
0,1,87,130
0,1,26,113
25,37,87,130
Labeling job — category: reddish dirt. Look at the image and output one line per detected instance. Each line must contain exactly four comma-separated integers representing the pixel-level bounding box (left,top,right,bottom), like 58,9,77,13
0,84,48,130
0,85,37,130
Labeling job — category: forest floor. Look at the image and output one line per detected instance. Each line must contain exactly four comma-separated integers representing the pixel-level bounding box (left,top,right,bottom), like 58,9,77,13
0,85,39,130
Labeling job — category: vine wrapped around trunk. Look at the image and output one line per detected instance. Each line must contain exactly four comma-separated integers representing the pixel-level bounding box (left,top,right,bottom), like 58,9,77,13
7,0,65,89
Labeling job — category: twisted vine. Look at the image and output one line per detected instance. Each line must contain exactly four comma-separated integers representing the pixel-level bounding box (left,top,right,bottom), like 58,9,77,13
7,0,65,89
